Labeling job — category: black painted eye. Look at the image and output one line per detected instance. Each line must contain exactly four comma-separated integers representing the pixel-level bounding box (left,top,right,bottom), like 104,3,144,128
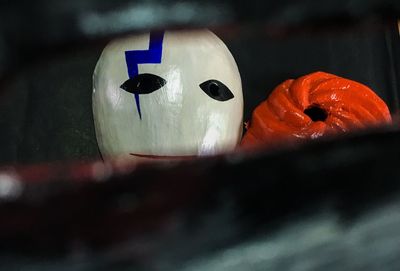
199,79,234,102
120,73,166,94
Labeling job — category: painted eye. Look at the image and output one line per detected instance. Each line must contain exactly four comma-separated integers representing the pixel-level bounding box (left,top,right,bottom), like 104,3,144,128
199,79,234,102
120,73,166,94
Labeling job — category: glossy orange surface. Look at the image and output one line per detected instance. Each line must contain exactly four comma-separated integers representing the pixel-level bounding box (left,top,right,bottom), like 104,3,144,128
241,72,392,147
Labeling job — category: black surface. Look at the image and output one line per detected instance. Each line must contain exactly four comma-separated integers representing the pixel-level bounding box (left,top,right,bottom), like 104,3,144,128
0,47,101,164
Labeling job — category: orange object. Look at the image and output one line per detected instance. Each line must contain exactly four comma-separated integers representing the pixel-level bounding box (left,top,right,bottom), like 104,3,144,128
241,71,392,147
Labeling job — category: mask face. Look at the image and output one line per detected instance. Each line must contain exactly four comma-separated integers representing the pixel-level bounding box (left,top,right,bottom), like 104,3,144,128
93,29,243,160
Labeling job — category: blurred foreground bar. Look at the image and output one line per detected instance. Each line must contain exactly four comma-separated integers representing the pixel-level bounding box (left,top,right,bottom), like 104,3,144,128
0,128,400,270
0,0,400,78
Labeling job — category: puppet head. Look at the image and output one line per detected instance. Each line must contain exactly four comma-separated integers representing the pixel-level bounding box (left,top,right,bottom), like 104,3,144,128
93,29,243,160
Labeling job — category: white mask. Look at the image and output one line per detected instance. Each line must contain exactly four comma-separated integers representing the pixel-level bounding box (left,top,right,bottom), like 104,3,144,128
93,29,243,160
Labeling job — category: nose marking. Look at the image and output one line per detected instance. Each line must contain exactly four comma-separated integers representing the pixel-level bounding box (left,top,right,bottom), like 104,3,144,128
124,31,165,119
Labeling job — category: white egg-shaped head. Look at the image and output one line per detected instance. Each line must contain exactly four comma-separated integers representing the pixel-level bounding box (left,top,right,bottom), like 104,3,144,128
93,29,243,160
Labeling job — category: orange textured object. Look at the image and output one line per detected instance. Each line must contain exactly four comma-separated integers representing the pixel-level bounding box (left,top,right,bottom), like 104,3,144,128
241,71,392,147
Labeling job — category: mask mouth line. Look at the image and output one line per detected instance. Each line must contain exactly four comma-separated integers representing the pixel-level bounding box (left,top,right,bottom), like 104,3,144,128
129,153,197,160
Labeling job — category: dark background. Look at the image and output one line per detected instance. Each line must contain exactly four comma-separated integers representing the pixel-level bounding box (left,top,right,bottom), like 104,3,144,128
0,19,399,165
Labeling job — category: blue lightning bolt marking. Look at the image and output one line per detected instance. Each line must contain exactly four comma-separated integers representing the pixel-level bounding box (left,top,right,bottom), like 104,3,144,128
124,31,165,119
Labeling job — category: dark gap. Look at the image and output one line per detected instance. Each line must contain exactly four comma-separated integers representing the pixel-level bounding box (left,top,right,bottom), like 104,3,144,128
304,106,328,122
